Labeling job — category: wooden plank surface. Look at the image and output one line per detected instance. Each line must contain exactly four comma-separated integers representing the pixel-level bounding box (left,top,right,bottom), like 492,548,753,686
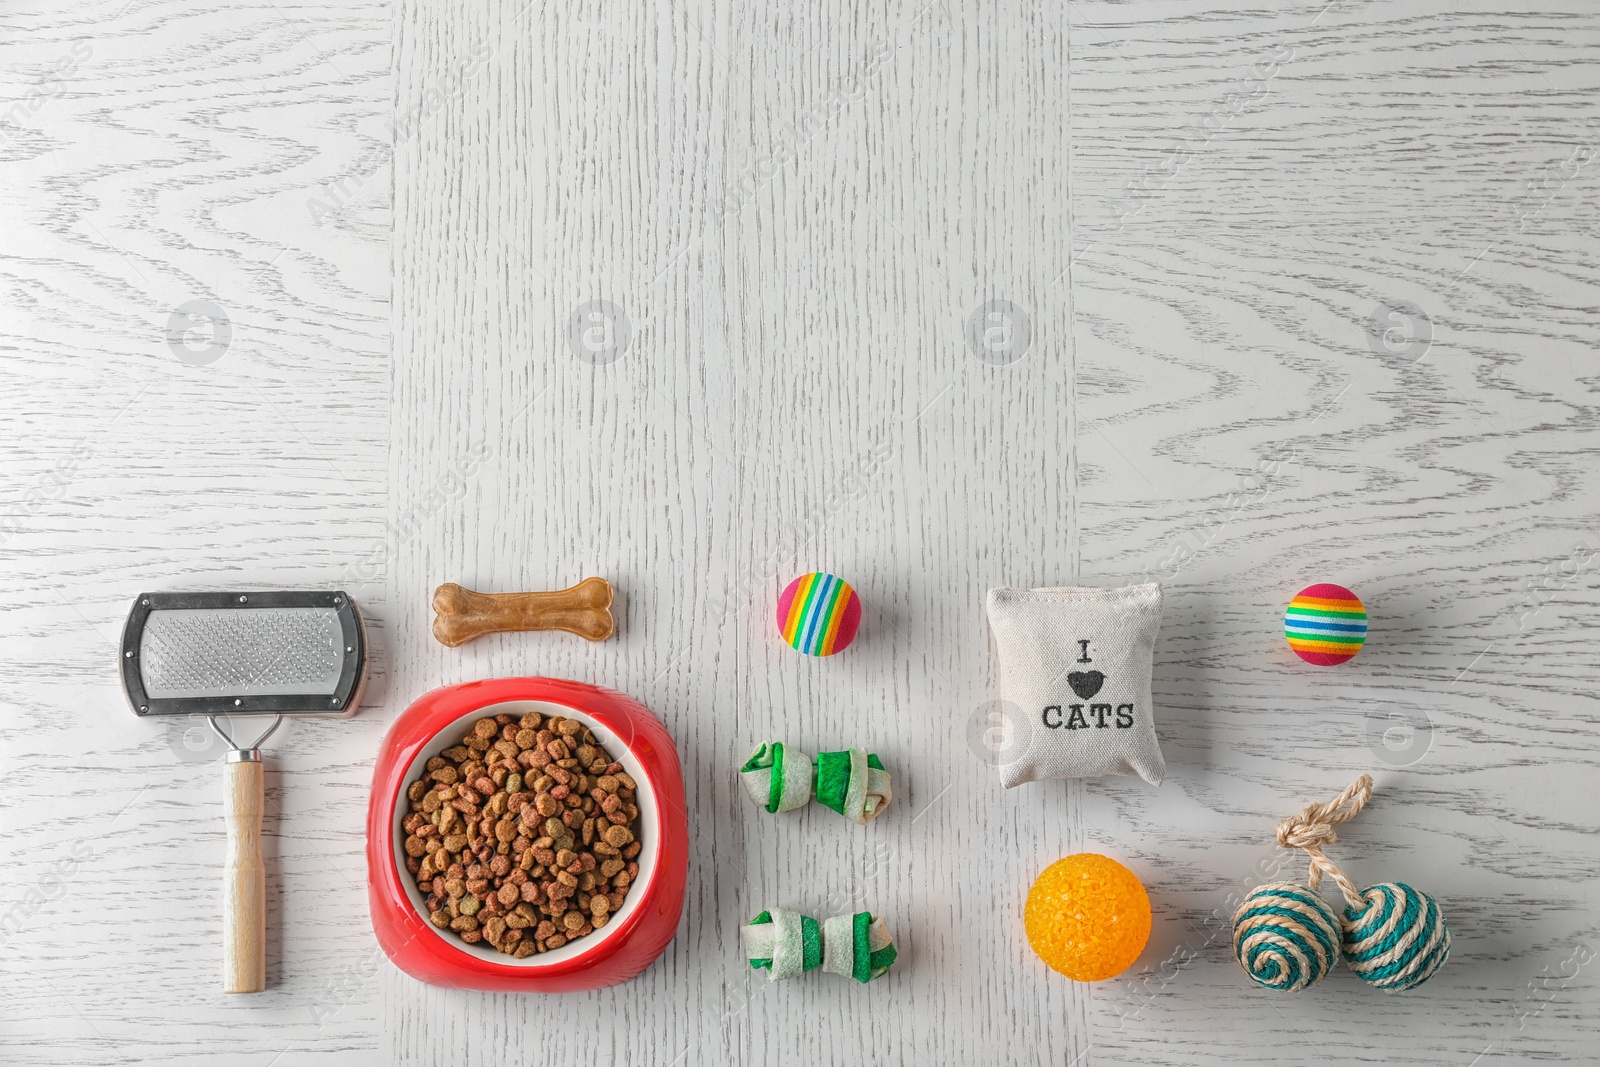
5,0,1599,1063
0,0,391,1062
1067,1,1600,1063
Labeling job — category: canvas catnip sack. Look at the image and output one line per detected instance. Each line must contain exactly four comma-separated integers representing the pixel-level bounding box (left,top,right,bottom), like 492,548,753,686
985,583,1165,787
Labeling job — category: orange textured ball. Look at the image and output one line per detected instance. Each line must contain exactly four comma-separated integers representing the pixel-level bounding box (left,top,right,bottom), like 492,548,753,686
1025,853,1151,981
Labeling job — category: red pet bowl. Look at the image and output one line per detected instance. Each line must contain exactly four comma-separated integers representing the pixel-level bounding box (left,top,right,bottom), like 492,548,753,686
366,677,687,991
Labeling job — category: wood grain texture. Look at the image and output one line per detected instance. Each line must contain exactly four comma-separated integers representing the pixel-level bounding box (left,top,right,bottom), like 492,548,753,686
0,0,390,1061
1068,1,1600,1063
223,758,268,995
388,0,1082,1063
6,0,1600,1063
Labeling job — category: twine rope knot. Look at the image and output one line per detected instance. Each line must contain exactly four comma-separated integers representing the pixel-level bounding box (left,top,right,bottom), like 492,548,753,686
1273,773,1372,909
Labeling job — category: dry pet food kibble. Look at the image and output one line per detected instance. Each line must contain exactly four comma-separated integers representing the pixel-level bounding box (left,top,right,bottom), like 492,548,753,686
400,712,643,958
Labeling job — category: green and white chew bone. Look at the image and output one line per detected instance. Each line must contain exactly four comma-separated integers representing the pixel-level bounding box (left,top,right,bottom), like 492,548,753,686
738,742,892,823
743,908,898,982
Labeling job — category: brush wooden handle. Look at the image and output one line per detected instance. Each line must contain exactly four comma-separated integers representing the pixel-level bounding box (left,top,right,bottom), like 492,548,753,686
432,578,615,646
223,758,266,994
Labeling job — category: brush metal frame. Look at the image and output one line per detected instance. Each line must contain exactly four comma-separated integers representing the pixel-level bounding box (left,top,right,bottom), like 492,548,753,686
120,590,366,717
211,714,284,763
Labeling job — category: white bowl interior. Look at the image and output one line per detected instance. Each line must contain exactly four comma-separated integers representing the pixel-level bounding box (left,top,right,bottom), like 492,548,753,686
392,699,660,967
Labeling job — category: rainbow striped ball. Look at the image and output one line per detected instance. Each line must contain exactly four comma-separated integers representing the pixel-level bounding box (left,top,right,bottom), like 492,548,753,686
1232,882,1343,992
1341,882,1451,993
1284,583,1367,665
776,573,862,657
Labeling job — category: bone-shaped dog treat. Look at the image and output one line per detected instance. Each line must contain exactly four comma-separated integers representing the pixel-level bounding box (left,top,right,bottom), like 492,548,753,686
431,578,615,646
739,742,892,824
742,908,898,983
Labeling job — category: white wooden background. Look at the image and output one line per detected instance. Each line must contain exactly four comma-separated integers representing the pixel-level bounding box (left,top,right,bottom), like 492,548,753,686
3,0,1597,1063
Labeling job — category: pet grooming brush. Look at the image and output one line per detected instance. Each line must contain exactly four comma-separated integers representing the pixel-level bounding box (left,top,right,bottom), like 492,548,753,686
120,591,368,993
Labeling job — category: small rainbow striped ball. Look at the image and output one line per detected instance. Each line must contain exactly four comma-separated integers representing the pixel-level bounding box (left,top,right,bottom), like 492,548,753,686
1232,882,1342,992
1341,882,1451,992
776,573,862,657
1284,583,1367,665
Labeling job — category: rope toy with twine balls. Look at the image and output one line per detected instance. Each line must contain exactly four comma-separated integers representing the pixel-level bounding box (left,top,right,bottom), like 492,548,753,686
1232,775,1451,993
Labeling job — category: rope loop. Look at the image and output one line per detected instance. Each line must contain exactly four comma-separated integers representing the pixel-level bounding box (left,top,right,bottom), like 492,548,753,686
1273,773,1372,909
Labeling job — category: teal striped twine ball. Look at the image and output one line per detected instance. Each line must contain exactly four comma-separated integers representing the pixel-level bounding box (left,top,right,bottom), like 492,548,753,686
1341,882,1451,992
1232,882,1343,992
